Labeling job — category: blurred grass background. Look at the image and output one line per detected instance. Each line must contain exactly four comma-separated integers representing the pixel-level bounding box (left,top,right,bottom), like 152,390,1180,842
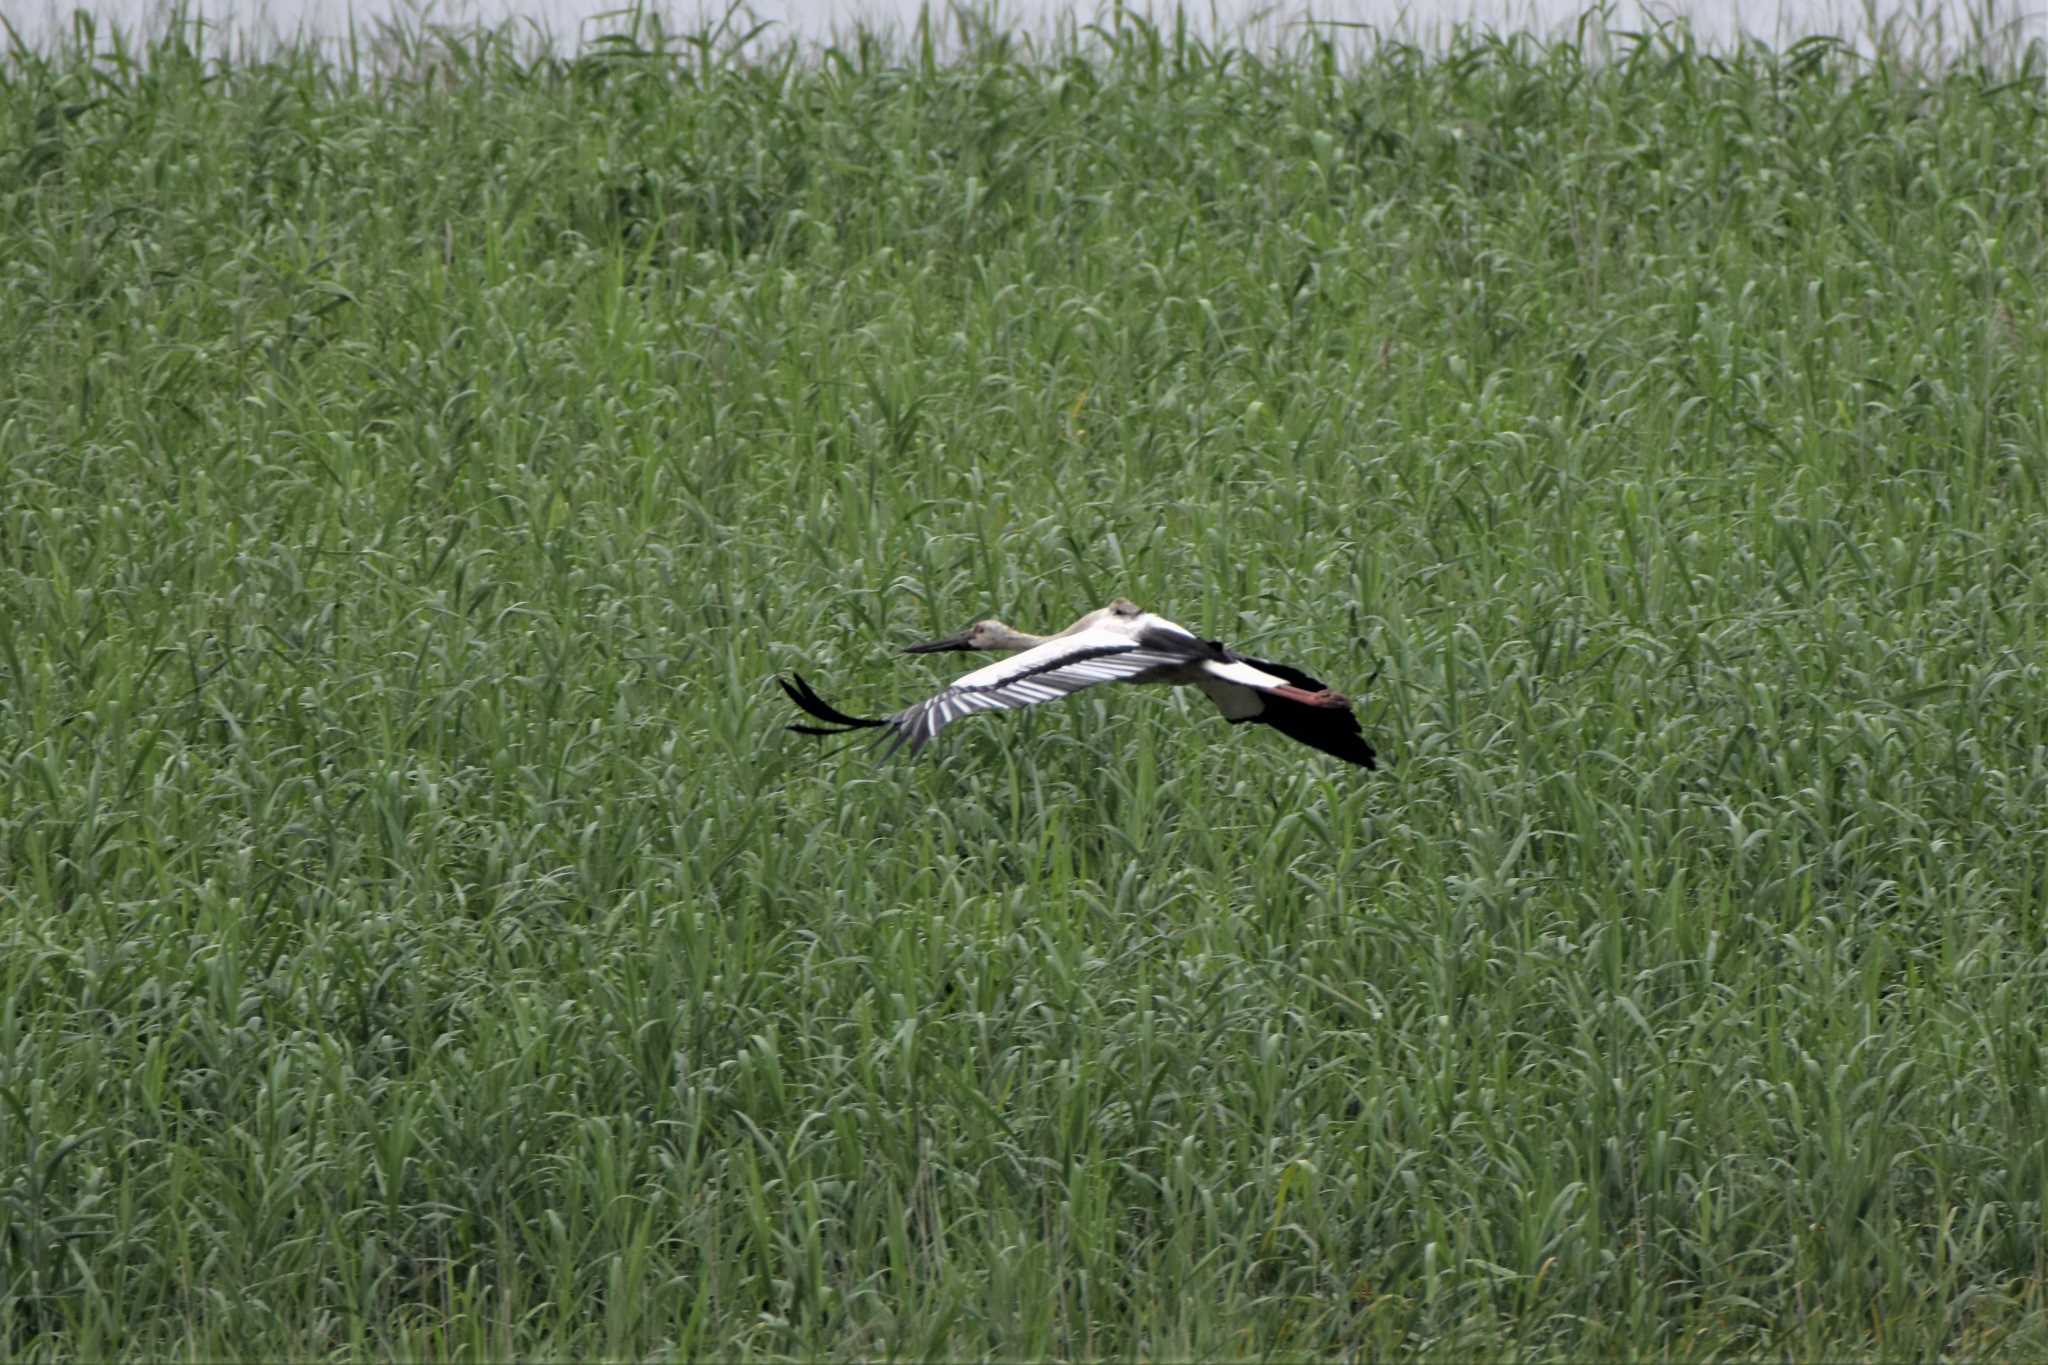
2,3,2046,1355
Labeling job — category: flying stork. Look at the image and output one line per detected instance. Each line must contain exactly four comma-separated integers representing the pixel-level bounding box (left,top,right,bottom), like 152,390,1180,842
780,598,1377,768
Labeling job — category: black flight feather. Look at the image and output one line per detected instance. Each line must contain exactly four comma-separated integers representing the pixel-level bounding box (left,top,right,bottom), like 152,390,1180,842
1236,655,1374,768
780,674,888,736
1252,694,1378,769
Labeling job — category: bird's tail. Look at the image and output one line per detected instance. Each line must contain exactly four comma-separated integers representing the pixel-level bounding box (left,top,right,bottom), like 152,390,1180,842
780,674,890,736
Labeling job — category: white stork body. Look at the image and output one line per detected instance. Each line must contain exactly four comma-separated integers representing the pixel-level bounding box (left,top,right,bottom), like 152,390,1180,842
782,599,1377,769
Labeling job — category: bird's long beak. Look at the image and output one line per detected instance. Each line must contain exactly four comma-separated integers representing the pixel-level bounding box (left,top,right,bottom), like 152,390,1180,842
902,629,977,654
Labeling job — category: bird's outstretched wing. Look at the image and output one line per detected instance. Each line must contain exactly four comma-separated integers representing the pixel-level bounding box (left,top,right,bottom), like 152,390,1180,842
781,624,1208,757
882,625,1204,754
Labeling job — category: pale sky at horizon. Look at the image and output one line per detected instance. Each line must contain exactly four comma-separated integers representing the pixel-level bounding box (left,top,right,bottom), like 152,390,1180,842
9,0,2041,58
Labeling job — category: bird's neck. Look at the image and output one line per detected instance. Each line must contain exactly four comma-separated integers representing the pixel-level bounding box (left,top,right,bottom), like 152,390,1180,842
986,625,1047,652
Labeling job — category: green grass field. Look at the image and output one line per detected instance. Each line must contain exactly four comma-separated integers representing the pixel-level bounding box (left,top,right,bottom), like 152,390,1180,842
4,3,2047,1355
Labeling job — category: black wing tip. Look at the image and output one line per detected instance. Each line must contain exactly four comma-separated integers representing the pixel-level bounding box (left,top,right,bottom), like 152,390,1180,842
1294,725,1378,769
1237,656,1380,767
779,673,889,735
1249,690,1380,770
1302,734,1378,769
1339,739,1380,770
